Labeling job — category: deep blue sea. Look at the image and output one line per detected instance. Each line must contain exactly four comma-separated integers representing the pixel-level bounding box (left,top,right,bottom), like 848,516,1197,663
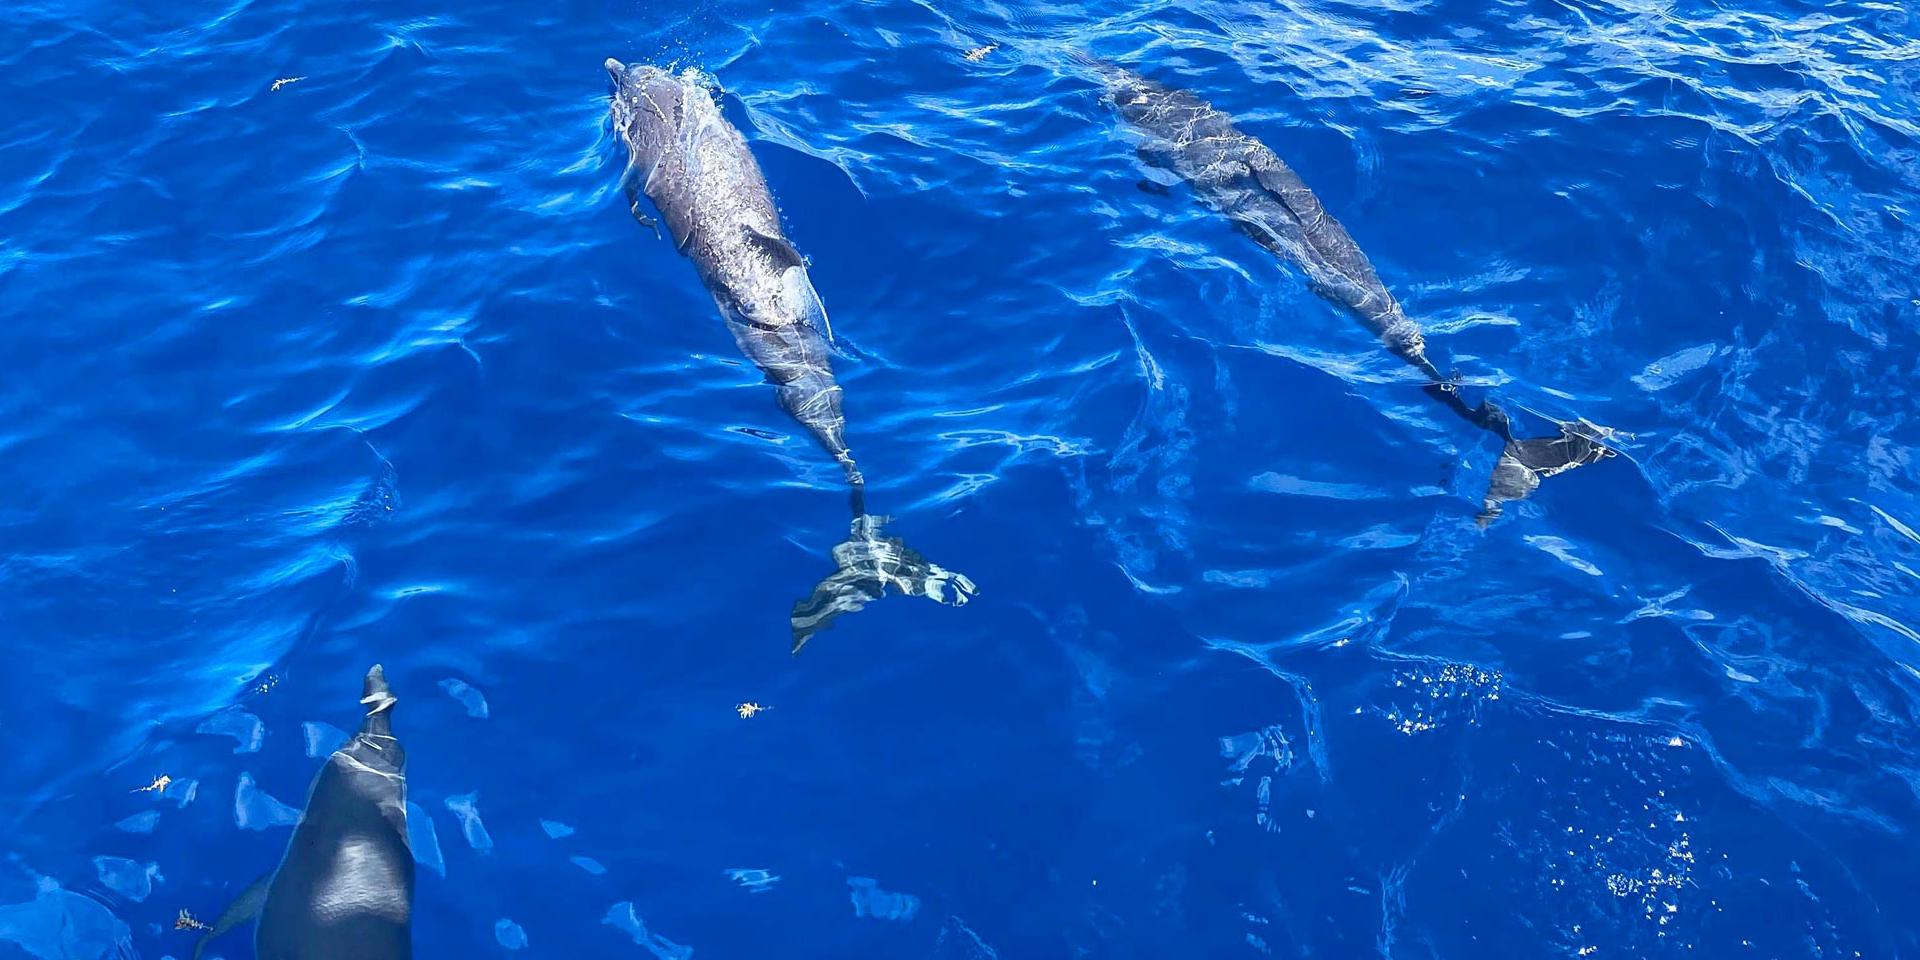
5,0,1920,956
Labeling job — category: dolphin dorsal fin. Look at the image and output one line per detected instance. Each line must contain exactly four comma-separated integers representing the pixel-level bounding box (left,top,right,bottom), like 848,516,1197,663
742,224,806,271
780,265,834,343
1247,157,1322,225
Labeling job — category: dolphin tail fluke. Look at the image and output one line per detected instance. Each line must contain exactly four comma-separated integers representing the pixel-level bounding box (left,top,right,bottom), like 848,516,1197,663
789,515,976,653
1415,374,1616,524
1477,421,1615,525
359,664,397,738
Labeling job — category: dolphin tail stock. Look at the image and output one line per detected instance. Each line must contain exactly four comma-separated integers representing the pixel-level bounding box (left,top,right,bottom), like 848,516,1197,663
789,513,977,654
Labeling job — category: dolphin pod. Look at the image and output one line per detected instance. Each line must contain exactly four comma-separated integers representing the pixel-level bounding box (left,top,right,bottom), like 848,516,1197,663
604,59,975,652
172,55,1619,956
194,666,413,960
1085,58,1612,521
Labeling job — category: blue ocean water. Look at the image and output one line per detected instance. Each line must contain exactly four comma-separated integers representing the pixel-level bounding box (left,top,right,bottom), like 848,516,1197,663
4,0,1920,955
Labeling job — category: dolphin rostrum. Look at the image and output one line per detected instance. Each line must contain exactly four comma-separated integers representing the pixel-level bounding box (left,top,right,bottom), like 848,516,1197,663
605,60,975,649
193,665,413,960
1088,59,1612,521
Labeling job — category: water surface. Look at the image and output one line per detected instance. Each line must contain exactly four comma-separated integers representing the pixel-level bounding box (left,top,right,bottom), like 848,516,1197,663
2,0,1919,955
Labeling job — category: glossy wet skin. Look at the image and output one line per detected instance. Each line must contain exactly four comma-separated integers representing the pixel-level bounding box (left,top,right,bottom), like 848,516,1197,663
192,667,413,960
1092,59,1613,518
257,667,412,960
605,60,855,483
1096,63,1434,372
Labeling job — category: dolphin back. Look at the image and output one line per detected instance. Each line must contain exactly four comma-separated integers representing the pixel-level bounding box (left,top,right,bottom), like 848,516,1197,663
1090,56,1614,519
605,59,858,476
255,664,414,959
604,60,977,646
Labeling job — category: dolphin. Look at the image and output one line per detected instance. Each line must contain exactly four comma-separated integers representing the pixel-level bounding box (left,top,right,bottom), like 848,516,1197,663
1086,59,1612,521
605,59,974,650
193,665,412,960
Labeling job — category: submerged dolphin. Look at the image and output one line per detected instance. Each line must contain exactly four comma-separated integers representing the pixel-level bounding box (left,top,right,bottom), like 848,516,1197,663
1088,60,1611,521
605,60,974,649
194,666,412,960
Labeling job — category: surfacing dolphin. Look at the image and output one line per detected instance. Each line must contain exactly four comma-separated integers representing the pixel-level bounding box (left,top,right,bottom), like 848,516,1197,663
193,665,412,960
1086,59,1612,522
605,59,974,650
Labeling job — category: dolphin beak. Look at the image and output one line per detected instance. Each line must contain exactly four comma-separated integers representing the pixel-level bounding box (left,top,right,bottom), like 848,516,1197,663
604,58,626,81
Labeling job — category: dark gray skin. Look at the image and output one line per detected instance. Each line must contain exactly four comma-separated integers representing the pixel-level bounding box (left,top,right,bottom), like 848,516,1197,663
606,60,974,648
194,666,412,960
1090,61,1611,521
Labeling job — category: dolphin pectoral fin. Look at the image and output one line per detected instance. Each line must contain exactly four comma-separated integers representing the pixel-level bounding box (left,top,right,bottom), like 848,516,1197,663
191,872,273,960
629,201,661,240
742,224,807,271
790,515,976,654
634,159,696,251
1134,164,1181,196
617,168,662,240
780,265,834,343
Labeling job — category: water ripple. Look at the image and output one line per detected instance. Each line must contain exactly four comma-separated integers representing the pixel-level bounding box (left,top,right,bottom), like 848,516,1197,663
1,0,1918,954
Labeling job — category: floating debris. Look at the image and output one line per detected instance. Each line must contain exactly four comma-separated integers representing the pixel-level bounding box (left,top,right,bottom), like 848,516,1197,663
495,918,528,950
963,44,997,62
94,857,160,902
132,775,172,794
440,678,491,719
162,776,200,808
848,876,920,922
115,810,161,834
724,868,780,893
1219,725,1293,785
405,800,446,878
197,707,265,754
0,878,134,957
736,702,770,719
235,772,301,830
303,720,349,758
445,792,495,853
175,908,210,932
270,76,305,92
604,902,693,959
252,674,280,695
